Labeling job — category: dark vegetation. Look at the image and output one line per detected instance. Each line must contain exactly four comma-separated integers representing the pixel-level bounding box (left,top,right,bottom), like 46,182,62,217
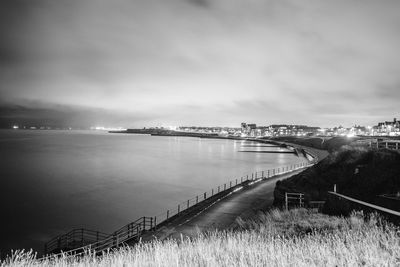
274,146,400,213
265,136,358,152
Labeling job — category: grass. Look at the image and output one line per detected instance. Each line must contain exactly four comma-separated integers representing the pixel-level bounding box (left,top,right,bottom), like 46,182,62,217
2,209,399,266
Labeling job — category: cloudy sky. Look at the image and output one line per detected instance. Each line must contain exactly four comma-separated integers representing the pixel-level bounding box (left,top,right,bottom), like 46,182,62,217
1,0,399,128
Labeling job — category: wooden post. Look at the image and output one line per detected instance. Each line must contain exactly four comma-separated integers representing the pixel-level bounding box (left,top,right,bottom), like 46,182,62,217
241,177,243,183
167,210,169,219
187,200,189,209
196,196,199,203
334,184,337,193
154,216,157,230
212,188,214,196
230,181,232,188
236,179,237,185
224,184,226,190
204,192,206,199
262,171,264,178
178,204,180,214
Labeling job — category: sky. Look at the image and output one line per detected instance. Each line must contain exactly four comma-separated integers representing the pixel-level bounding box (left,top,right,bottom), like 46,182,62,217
1,0,400,128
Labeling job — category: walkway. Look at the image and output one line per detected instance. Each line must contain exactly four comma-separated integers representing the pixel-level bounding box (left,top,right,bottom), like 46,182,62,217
142,168,308,241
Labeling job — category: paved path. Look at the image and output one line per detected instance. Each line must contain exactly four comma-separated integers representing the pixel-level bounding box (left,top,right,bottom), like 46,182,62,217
141,146,329,242
144,168,307,241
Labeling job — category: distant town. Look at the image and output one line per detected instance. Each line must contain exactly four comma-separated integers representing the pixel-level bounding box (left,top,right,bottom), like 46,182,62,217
7,117,400,137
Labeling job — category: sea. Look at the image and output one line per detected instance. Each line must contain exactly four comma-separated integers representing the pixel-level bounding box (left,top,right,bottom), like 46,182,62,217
0,130,305,256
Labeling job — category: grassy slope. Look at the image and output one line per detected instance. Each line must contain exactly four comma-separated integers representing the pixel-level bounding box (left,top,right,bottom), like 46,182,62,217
267,136,357,152
2,209,399,266
274,146,400,208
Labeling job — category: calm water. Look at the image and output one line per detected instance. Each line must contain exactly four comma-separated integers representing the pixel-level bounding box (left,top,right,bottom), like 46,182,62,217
0,130,304,255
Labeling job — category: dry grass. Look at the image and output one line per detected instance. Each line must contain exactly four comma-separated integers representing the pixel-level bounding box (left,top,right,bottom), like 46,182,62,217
2,209,399,267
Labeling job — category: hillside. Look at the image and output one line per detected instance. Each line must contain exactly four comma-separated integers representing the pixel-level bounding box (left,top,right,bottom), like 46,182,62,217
265,136,358,152
273,146,400,210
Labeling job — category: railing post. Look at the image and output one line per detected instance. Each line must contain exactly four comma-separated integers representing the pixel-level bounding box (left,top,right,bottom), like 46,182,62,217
204,192,206,199
236,179,237,185
154,216,157,230
218,186,220,193
247,174,249,181
167,210,169,219
212,189,214,196
150,217,153,229
230,181,232,188
178,204,180,214
241,177,243,183
262,171,264,178
224,184,226,190
187,200,189,209
252,173,254,180
196,196,199,203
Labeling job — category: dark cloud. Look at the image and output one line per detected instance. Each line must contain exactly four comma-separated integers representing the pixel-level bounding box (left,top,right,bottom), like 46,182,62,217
0,0,400,127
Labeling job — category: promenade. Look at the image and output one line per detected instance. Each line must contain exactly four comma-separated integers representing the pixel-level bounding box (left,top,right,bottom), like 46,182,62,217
142,146,328,242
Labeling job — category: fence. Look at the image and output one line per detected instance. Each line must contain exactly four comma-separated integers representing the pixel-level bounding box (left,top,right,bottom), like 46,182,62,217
42,158,315,260
44,229,109,254
285,193,304,210
327,192,400,225
43,217,154,259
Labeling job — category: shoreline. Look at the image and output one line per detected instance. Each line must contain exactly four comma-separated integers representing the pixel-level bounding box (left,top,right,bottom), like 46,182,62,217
110,129,329,161
41,133,328,256
137,143,328,244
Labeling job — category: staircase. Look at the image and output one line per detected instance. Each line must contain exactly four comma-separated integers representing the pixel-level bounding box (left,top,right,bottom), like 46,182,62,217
44,217,155,256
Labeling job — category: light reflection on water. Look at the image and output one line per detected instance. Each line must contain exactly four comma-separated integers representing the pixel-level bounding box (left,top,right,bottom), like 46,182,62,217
0,130,303,254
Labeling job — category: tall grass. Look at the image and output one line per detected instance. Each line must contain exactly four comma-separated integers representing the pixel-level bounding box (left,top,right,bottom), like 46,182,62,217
2,209,399,266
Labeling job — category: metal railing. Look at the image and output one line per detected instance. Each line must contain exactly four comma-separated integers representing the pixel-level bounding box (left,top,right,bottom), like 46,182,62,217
44,229,109,254
42,217,154,260
150,160,315,229
328,192,400,217
42,157,316,260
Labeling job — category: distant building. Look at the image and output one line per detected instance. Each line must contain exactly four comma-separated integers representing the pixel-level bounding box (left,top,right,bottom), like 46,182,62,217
376,118,400,136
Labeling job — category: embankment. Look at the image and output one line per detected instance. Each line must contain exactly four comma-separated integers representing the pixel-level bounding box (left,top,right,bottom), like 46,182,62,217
273,146,400,215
